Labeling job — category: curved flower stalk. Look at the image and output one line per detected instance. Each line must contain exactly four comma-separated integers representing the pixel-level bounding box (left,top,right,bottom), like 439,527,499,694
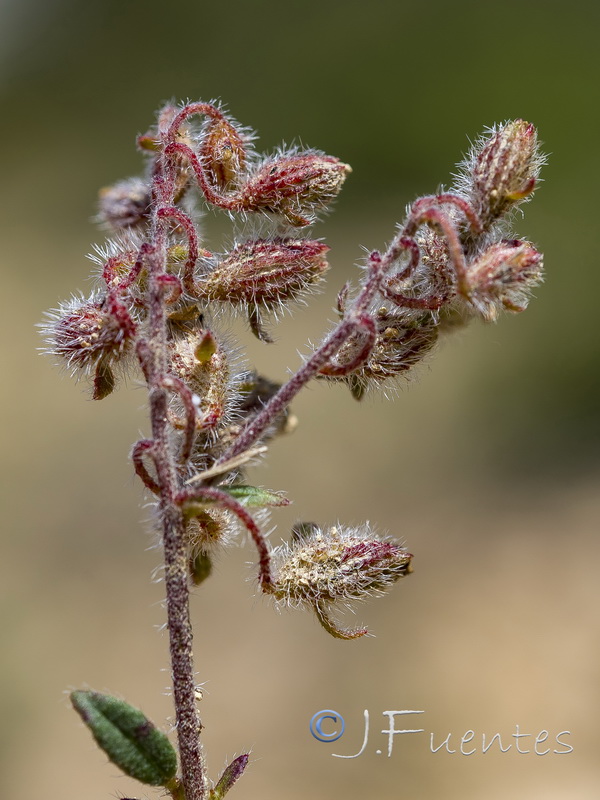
41,102,545,800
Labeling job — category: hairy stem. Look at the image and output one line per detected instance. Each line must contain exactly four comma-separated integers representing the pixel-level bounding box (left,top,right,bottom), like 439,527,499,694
139,148,206,800
217,317,358,463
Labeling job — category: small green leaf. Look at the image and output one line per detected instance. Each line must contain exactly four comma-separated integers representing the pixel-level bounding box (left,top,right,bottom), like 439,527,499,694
224,485,290,508
189,549,213,586
194,330,217,363
71,690,177,786
209,754,249,799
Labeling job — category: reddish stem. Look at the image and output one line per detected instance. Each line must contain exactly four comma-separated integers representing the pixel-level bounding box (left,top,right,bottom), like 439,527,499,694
408,205,470,295
381,279,449,310
385,235,420,280
217,317,358,463
132,147,206,800
409,193,482,236
157,273,183,304
216,244,387,463
164,141,240,211
165,102,227,143
157,206,200,296
177,487,273,591
131,439,160,494
319,315,376,376
119,242,153,290
161,375,197,464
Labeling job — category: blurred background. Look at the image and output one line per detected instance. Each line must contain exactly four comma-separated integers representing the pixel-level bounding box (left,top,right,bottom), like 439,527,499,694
1,0,599,798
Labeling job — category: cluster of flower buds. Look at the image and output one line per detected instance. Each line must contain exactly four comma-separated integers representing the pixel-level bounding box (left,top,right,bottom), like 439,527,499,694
44,103,547,800
317,119,545,397
42,102,544,640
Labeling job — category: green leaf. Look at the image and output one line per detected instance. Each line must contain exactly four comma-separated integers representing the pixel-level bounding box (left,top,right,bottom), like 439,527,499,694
194,330,218,363
223,485,290,508
209,754,249,799
189,549,213,586
71,690,177,786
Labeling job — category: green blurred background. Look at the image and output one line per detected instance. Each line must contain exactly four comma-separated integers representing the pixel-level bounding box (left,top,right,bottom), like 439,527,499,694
2,0,599,798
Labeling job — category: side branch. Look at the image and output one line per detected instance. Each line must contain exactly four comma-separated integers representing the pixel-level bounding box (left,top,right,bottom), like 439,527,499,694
217,318,359,463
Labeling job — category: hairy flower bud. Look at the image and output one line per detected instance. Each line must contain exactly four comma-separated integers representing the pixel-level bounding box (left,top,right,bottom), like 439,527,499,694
43,293,135,373
239,151,351,226
196,238,330,309
464,239,543,321
98,178,151,231
273,523,412,603
200,116,248,191
184,507,235,553
460,120,543,229
323,306,438,400
169,329,236,432
271,523,412,638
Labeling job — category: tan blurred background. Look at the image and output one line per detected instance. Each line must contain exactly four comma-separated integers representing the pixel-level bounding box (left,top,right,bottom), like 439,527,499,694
2,0,599,798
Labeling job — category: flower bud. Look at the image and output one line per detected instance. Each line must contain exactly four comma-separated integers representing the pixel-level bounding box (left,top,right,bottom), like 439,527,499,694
323,306,438,399
239,151,351,226
466,120,543,228
98,178,151,231
272,523,412,606
169,329,235,432
197,238,330,308
183,505,245,559
44,293,135,373
200,116,248,191
464,239,543,321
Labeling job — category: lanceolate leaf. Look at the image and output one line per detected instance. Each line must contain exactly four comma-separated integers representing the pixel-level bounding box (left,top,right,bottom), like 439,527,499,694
222,485,290,508
209,754,249,799
71,690,177,786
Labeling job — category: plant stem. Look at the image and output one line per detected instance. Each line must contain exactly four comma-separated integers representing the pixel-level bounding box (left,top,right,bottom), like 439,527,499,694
161,501,205,800
140,149,205,800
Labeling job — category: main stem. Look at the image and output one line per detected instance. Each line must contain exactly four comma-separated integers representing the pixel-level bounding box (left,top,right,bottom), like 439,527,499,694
145,155,205,800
